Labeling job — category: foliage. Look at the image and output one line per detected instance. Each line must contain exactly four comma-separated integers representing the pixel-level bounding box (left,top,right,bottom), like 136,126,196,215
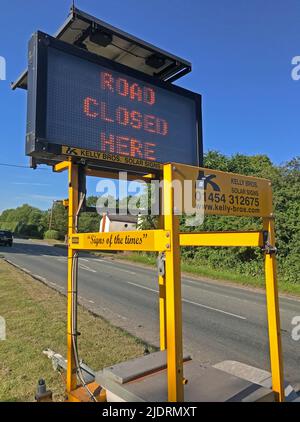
49,203,68,239
0,204,47,238
78,196,101,233
44,230,60,240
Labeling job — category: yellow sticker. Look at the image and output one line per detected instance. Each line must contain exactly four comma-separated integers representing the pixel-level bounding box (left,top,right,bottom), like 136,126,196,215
200,168,272,217
173,163,273,218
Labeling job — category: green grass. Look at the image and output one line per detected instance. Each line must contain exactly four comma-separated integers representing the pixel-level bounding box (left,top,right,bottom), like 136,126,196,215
0,259,152,402
116,252,300,296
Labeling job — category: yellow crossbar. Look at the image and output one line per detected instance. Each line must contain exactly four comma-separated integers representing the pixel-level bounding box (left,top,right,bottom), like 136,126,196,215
180,231,264,247
69,230,170,252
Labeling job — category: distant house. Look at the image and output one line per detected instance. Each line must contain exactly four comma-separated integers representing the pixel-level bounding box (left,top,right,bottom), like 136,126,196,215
99,213,138,233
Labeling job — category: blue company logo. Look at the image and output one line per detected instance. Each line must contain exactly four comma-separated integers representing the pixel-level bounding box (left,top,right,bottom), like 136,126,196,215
0,56,6,81
291,56,300,81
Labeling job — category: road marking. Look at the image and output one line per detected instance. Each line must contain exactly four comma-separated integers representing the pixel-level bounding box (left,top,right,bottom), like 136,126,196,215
118,268,137,275
92,259,136,275
128,282,157,293
42,254,62,258
79,264,97,273
182,298,246,320
127,282,246,320
79,258,90,262
182,278,248,302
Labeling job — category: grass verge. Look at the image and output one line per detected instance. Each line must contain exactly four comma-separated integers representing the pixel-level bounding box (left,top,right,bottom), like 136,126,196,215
0,259,151,402
116,252,300,296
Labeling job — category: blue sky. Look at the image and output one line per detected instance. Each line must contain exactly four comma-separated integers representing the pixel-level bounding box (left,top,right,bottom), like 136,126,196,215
0,0,299,213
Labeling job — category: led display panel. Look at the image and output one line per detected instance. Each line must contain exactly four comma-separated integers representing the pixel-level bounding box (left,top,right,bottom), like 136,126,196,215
26,32,202,171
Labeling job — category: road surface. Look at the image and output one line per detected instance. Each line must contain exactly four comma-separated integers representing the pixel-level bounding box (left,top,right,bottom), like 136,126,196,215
0,238,299,388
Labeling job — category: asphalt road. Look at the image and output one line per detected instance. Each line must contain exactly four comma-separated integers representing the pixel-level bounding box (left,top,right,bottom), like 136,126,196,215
1,238,299,388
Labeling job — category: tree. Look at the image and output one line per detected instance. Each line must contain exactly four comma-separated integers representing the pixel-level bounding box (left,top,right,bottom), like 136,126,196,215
0,204,47,238
49,203,68,239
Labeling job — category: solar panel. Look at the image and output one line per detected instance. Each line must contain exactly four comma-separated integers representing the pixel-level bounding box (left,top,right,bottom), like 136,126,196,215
12,6,192,90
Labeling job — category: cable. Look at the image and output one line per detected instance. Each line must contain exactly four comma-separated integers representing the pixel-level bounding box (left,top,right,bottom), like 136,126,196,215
71,253,98,402
111,42,145,60
0,163,48,170
71,193,99,402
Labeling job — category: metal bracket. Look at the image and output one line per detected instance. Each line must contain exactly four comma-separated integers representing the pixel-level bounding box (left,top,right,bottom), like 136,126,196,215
157,252,166,277
262,230,277,255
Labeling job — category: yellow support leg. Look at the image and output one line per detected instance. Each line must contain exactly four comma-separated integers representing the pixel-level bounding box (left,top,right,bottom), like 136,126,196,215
163,164,184,402
158,209,167,350
263,217,285,402
66,162,79,394
159,274,166,351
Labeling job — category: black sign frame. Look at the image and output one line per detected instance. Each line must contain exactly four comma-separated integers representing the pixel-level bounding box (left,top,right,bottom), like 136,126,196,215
26,31,203,173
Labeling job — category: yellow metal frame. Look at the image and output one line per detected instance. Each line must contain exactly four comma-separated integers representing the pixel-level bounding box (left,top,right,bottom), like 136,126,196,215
163,164,184,401
54,160,285,403
263,217,285,402
67,162,78,394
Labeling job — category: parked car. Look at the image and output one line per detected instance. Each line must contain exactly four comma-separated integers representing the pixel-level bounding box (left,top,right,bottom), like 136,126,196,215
0,230,13,247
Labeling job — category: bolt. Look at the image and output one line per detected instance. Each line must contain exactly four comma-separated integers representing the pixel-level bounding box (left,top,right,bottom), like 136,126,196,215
166,232,170,238
166,244,170,249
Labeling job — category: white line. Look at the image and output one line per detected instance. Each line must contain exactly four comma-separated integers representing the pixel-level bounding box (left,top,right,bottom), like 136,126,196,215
128,281,157,293
92,259,136,275
79,264,97,273
182,299,246,320
119,268,137,275
127,282,246,320
89,258,110,265
79,258,90,262
42,254,61,258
